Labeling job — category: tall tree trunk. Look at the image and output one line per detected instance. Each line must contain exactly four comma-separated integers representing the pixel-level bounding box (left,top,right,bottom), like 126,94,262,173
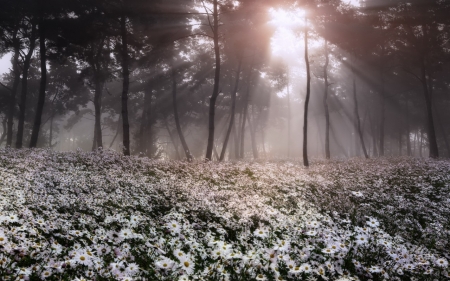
16,23,37,148
49,114,54,147
405,99,412,156
139,88,152,155
120,14,131,156
351,56,369,159
240,87,250,159
379,55,386,157
247,107,258,159
93,78,104,149
0,118,7,146
420,59,439,158
172,67,192,161
419,129,424,158
287,74,291,158
30,14,47,148
164,118,181,160
434,100,450,158
303,16,311,167
7,26,21,147
205,0,221,161
109,115,121,149
220,57,242,161
323,40,330,159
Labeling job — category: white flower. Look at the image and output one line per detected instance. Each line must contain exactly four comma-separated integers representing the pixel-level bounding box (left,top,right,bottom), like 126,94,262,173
436,258,448,268
167,220,181,234
355,234,368,245
180,255,195,275
367,217,380,228
300,263,312,273
253,228,268,238
351,191,363,197
155,256,175,270
119,229,134,240
255,273,267,280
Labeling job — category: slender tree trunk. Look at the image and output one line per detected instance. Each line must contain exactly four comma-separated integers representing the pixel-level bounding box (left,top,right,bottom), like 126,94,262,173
139,88,152,155
93,78,104,149
405,99,412,156
120,14,131,156
172,67,192,161
240,88,250,159
247,107,258,159
434,100,450,158
49,114,54,147
16,23,37,148
351,56,369,159
220,57,242,161
303,16,311,167
419,129,424,158
164,118,181,160
205,0,221,161
287,74,291,158
7,28,21,147
323,40,330,159
30,15,47,148
0,118,7,146
109,115,121,149
235,109,242,158
420,59,439,158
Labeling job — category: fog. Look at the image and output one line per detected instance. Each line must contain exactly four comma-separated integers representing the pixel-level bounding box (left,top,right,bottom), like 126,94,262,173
1,0,449,163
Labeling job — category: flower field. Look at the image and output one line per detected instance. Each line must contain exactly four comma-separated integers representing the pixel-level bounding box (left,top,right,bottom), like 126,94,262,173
0,149,449,281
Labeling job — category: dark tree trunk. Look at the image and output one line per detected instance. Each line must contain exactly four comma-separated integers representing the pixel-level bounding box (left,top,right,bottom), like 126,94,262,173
220,58,242,161
247,107,258,159
434,100,450,158
120,15,131,156
419,129,424,158
16,23,37,149
0,118,7,146
30,16,47,148
351,56,369,159
109,115,121,149
49,114,54,147
287,75,291,158
205,0,221,161
405,99,412,156
323,40,330,160
172,67,192,161
240,88,250,159
139,88,152,155
7,28,21,147
164,118,181,160
93,78,104,149
303,17,311,167
235,109,242,158
420,59,439,158
379,56,386,157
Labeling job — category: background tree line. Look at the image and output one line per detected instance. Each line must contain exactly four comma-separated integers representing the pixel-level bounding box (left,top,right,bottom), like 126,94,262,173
0,0,449,163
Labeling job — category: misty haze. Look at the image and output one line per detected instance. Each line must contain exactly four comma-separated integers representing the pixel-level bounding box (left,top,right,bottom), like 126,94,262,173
0,0,449,280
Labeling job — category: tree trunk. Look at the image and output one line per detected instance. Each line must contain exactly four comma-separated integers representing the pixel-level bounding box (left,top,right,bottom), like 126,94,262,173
419,129,424,158
164,118,181,160
434,100,450,158
205,0,221,161
247,107,258,159
287,74,291,158
379,56,386,157
220,58,242,161
405,99,412,156
303,16,311,167
323,40,330,160
351,56,369,159
30,15,47,148
120,14,131,156
240,87,250,159
420,59,439,158
172,67,192,161
0,118,7,146
49,114,54,147
109,115,121,149
93,78,104,149
7,26,21,147
139,88,152,155
16,23,37,148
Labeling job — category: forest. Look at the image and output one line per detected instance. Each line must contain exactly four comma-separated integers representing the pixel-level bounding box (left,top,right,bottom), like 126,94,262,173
0,0,448,162
0,0,450,281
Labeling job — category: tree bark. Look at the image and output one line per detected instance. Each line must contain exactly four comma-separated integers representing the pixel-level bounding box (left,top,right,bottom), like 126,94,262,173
351,55,369,159
93,78,104,149
220,58,242,161
287,74,291,158
164,118,181,160
205,0,221,161
30,15,47,148
172,67,192,161
379,50,386,157
120,14,131,156
323,40,330,159
247,107,258,159
7,25,21,147
420,58,439,158
303,16,311,167
405,99,412,156
16,23,37,148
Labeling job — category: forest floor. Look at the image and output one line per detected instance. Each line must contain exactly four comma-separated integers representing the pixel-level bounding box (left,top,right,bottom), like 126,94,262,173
0,149,449,281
